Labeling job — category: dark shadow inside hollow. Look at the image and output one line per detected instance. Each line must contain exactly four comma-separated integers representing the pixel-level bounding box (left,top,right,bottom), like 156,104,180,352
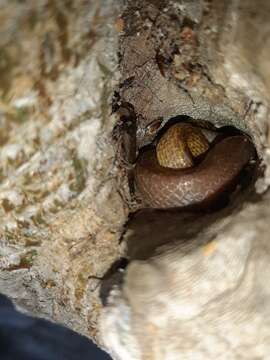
99,0,270,307
100,167,259,304
124,119,260,261
124,180,259,261
99,258,129,306
103,0,270,300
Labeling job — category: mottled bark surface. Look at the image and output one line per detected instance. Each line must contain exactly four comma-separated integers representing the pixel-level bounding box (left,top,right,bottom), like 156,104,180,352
100,0,270,359
0,0,126,345
1,0,270,359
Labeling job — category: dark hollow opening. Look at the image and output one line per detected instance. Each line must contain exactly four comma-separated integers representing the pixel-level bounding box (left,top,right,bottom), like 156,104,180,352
124,118,260,261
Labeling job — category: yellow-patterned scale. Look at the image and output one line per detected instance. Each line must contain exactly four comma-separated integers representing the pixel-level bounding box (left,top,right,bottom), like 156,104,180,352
156,123,210,169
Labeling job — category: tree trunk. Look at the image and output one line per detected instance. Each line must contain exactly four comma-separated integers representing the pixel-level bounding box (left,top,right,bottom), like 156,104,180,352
0,0,126,344
1,0,270,359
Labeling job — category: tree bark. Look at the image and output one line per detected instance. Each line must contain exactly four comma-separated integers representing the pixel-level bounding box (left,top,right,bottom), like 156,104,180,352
0,0,126,344
1,0,270,359
100,0,270,359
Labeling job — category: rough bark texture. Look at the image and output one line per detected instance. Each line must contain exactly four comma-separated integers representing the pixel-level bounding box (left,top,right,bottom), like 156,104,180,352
0,0,126,344
1,0,270,359
99,0,270,359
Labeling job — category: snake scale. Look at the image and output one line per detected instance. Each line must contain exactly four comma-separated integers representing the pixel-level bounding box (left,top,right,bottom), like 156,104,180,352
134,123,255,208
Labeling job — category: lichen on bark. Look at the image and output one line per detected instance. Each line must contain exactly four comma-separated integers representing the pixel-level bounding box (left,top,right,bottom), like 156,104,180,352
1,0,270,359
99,1,270,359
0,0,126,343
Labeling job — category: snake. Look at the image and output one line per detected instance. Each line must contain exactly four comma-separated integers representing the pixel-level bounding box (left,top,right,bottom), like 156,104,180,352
134,123,255,209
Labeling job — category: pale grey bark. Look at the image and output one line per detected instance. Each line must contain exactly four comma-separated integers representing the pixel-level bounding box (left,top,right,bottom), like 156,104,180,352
0,0,126,345
1,1,270,359
100,1,270,359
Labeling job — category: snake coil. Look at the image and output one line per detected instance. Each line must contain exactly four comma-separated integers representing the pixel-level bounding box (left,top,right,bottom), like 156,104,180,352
135,122,255,209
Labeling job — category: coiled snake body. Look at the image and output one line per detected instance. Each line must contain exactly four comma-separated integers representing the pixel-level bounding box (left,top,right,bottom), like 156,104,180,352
135,123,255,208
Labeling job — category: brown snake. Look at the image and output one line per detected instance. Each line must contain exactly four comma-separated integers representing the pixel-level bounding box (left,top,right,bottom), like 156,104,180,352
135,123,255,209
